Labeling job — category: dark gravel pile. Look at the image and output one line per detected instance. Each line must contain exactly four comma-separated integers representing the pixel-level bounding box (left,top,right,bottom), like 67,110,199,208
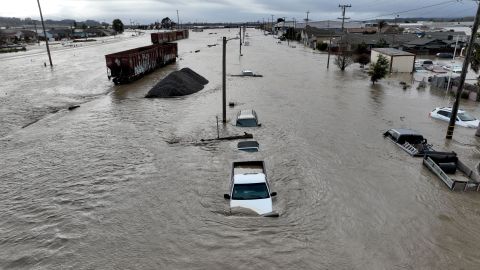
145,68,208,98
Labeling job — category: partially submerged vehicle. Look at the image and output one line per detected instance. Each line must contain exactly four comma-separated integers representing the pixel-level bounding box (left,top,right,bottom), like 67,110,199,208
383,128,434,156
423,151,480,191
237,141,259,152
224,161,277,216
235,109,260,127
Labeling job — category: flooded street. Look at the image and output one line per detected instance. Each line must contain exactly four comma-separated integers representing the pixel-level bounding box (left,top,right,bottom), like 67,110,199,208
2,29,480,269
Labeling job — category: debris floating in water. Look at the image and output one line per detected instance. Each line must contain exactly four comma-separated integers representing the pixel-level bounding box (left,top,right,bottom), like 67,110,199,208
145,68,208,98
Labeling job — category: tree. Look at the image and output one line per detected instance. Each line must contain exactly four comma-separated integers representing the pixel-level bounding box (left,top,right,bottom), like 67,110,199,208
161,17,174,29
355,42,369,54
112,19,124,33
317,42,328,51
356,54,371,67
81,23,87,30
375,38,388,48
335,40,354,71
368,55,390,84
277,18,285,23
377,20,387,33
470,43,480,74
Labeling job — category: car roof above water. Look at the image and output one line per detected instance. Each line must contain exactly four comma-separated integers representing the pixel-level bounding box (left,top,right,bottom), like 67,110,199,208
233,173,266,184
433,107,468,114
390,128,422,136
238,109,256,119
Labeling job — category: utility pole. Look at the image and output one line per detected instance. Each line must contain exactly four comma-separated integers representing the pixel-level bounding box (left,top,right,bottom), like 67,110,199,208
271,15,274,35
447,3,480,139
239,26,242,56
338,4,351,33
305,11,310,26
243,24,246,43
176,10,180,29
393,14,399,47
36,0,52,67
222,37,227,123
33,21,39,45
327,20,333,69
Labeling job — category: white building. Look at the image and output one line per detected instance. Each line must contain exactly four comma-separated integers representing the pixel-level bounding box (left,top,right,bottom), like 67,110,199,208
371,48,415,73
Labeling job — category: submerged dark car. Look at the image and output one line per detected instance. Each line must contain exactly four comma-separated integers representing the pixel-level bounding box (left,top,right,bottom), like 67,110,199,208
383,128,434,156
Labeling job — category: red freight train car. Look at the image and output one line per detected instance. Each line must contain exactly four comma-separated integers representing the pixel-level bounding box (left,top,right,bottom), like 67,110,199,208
151,30,189,44
105,43,177,84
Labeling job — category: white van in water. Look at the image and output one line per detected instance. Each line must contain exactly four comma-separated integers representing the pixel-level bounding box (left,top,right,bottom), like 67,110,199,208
417,59,434,68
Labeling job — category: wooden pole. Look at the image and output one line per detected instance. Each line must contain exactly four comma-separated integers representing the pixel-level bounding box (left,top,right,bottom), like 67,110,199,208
37,0,52,67
446,3,480,139
222,37,227,123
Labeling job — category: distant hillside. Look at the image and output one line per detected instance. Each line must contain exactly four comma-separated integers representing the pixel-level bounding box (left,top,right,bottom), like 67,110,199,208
0,17,102,28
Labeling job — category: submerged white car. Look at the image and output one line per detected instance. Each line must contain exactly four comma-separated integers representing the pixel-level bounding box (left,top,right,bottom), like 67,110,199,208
430,107,480,128
441,64,462,73
224,161,277,216
235,109,260,127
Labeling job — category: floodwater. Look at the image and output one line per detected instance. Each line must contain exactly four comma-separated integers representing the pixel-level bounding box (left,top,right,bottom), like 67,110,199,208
1,29,480,269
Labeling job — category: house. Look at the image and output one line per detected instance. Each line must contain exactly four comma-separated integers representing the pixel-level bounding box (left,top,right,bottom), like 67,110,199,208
340,33,418,50
301,26,342,48
371,48,415,73
403,38,457,54
0,29,37,44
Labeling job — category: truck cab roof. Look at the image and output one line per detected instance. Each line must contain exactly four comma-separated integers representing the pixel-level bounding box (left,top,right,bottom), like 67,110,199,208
233,173,266,184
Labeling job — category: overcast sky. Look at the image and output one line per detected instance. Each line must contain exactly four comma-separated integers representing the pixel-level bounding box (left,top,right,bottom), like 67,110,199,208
1,0,478,23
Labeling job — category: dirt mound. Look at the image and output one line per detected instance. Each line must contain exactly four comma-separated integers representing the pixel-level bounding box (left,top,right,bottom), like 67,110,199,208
145,68,209,98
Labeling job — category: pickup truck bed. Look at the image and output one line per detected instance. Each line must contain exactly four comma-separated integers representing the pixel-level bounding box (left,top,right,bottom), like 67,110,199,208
423,152,480,191
233,161,265,175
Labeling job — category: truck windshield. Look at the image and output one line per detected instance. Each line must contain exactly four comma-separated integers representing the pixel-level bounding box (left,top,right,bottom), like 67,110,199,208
232,183,269,200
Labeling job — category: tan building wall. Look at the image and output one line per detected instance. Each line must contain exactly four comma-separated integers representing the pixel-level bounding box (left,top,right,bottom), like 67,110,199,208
371,50,415,73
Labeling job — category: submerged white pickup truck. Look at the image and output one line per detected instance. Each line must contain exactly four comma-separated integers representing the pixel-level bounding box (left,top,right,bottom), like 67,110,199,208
224,161,278,216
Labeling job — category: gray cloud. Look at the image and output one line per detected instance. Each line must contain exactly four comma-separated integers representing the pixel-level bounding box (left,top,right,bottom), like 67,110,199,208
2,0,478,23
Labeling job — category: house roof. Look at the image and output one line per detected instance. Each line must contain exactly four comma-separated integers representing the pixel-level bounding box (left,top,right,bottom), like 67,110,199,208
341,33,418,46
303,26,340,37
372,48,414,56
296,21,364,29
405,38,448,46
347,27,377,34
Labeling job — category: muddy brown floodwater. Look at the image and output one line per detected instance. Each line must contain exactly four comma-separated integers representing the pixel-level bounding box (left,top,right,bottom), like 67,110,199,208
1,29,480,269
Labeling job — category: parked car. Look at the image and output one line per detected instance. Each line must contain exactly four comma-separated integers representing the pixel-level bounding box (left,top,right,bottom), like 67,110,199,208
417,59,434,68
414,65,428,73
224,161,277,216
241,70,262,77
237,141,259,152
430,107,480,128
235,109,260,127
442,64,462,73
436,52,454,59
